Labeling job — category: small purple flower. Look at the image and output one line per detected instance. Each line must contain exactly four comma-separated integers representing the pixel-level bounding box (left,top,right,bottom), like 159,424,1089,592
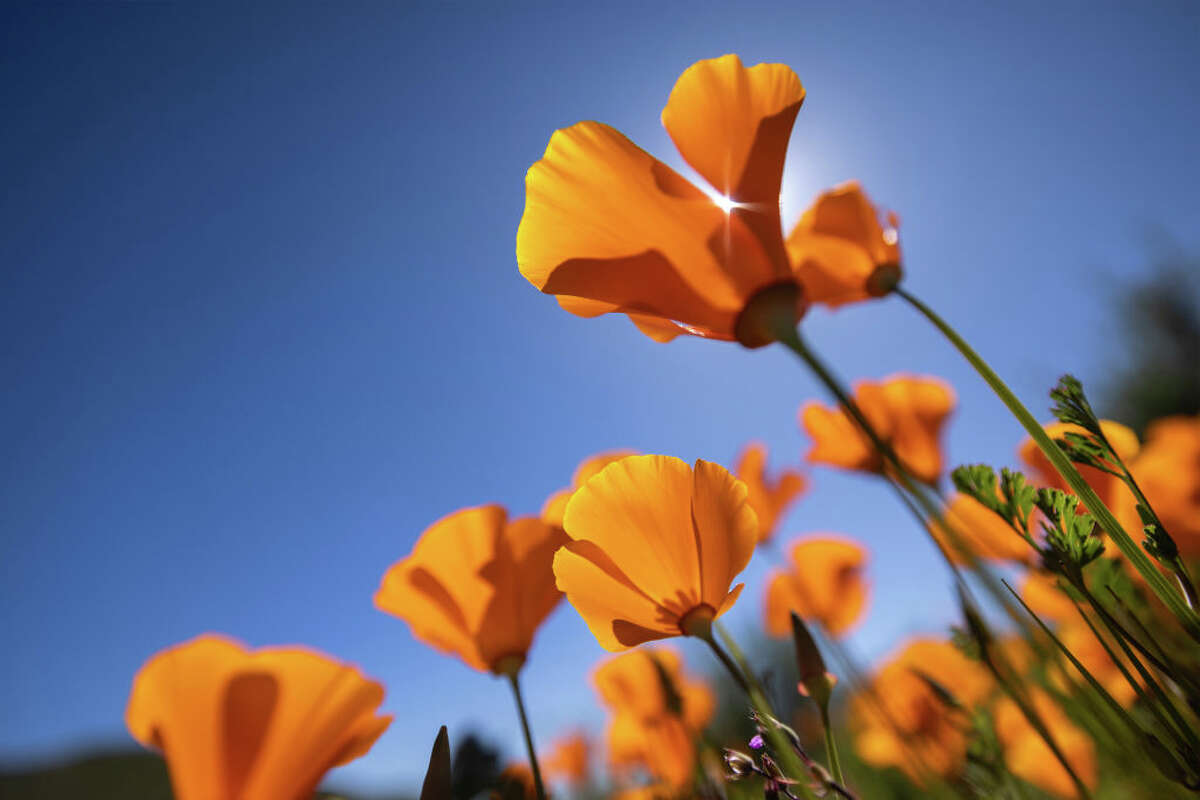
749,734,765,750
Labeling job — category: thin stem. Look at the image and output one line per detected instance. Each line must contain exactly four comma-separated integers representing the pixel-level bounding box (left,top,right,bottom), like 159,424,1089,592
896,287,1200,638
819,705,845,785
506,671,547,800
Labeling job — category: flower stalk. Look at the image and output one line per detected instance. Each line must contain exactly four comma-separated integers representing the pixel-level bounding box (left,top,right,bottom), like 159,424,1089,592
505,669,548,800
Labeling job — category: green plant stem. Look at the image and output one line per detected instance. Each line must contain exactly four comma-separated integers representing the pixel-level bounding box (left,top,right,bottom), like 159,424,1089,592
896,287,1200,639
506,671,547,800
697,631,818,799
819,705,845,785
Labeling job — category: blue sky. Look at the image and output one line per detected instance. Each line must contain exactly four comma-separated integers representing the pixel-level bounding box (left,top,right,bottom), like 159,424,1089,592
2,1,1198,794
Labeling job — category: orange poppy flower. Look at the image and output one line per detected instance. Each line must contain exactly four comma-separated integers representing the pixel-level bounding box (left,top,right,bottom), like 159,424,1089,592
764,535,869,636
852,637,992,782
734,441,808,543
785,181,902,308
518,54,812,347
993,690,1098,798
375,505,566,674
801,374,955,484
1130,414,1200,557
496,762,539,799
1018,419,1141,530
1057,623,1138,707
1018,570,1079,624
542,731,590,786
125,634,391,800
542,450,639,529
606,712,696,789
553,454,757,650
928,492,1032,565
592,647,715,731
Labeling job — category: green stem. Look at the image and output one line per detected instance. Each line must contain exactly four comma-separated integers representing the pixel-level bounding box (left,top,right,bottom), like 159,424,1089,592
697,631,818,800
505,671,547,800
896,287,1200,639
819,705,845,786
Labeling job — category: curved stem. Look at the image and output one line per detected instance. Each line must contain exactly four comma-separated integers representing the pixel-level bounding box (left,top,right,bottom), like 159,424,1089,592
506,671,547,800
896,287,1200,638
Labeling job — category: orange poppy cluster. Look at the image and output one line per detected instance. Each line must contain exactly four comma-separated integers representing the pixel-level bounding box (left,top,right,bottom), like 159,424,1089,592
851,637,1098,797
120,49,1200,799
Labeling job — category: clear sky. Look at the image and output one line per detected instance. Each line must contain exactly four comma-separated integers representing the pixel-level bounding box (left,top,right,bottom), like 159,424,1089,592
2,1,1199,794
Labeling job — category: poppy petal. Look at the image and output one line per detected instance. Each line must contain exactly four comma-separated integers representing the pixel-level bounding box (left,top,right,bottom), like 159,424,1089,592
689,459,757,608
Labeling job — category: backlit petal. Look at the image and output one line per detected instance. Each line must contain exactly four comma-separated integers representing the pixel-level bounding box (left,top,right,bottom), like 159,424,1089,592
690,459,758,608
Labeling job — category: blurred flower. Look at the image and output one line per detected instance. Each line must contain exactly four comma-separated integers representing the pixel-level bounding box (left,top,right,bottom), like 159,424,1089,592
852,637,992,783
542,450,639,529
1018,419,1141,531
734,441,808,544
542,731,590,786
593,647,715,730
1129,414,1200,557
518,54,812,347
554,454,757,650
607,712,696,789
1018,570,1079,623
929,492,1032,565
764,535,869,636
785,181,902,307
993,690,1098,798
1056,623,1139,707
375,505,566,674
495,762,539,799
801,374,955,484
595,647,713,791
126,635,391,800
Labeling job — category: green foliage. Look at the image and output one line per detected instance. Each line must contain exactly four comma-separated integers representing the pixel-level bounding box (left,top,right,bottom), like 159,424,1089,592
419,726,452,800
1034,488,1105,571
1050,374,1102,436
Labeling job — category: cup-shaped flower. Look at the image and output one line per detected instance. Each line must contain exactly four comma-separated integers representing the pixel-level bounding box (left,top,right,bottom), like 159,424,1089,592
542,731,590,786
764,536,869,637
928,492,1032,565
518,54,813,347
785,181,902,307
734,441,807,544
542,450,639,529
852,637,992,782
125,635,391,800
553,455,757,650
375,505,566,674
1130,414,1200,557
801,374,955,484
1018,571,1079,623
993,690,1098,798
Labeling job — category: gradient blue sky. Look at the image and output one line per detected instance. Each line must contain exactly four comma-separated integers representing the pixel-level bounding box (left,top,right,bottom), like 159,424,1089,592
3,1,1199,794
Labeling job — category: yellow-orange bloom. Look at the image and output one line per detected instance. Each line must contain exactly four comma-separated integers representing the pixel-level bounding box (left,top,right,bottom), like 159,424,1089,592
542,731,590,786
607,713,696,789
785,181,902,308
554,455,757,650
519,54,817,347
929,493,1032,565
764,535,869,636
1130,414,1200,557
1018,571,1079,624
993,690,1098,798
375,505,566,674
852,637,992,782
1057,623,1139,707
1018,420,1141,530
734,441,808,543
593,647,715,731
542,450,639,529
496,763,539,799
126,635,391,800
801,374,955,484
